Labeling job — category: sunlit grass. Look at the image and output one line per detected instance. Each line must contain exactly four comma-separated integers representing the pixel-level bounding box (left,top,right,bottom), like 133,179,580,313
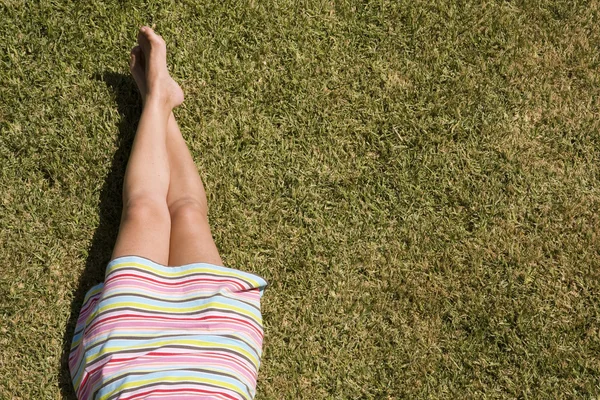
1,0,599,398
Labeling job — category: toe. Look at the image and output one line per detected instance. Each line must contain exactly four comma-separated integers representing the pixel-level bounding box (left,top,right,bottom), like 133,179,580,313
130,67,147,99
137,28,150,54
129,48,145,83
129,47,138,71
138,26,165,47
131,46,145,70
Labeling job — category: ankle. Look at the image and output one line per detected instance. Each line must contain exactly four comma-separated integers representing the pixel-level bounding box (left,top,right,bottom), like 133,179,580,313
143,94,174,115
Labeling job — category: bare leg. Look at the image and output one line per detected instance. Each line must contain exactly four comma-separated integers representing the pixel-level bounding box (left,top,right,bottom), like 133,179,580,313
129,45,222,267
111,26,184,265
165,116,223,266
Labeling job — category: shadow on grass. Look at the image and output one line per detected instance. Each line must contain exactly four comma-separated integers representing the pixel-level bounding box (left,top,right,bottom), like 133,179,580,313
59,72,141,399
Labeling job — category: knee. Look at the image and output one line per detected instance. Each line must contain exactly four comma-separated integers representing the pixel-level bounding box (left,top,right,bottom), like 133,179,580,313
168,197,208,222
122,195,171,225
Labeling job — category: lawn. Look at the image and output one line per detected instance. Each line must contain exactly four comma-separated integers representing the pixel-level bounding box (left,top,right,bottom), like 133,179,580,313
1,0,600,398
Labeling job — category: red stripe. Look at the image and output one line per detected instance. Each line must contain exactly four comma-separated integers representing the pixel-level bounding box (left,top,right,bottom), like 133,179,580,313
121,386,240,400
106,351,255,379
78,295,101,317
79,347,258,389
105,272,247,290
145,350,256,375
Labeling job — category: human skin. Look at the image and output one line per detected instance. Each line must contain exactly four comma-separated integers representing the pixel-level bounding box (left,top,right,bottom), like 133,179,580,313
111,26,222,267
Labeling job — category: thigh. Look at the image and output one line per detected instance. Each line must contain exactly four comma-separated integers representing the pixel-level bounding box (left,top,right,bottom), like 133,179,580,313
111,198,171,265
168,205,223,266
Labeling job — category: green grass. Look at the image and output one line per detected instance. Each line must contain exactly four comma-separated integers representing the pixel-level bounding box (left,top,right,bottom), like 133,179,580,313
1,0,600,398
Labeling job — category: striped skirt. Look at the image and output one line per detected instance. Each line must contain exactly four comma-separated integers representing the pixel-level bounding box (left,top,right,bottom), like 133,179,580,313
69,256,267,400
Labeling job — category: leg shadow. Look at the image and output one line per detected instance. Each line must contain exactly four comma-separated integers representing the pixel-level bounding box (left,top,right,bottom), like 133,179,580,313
59,72,142,399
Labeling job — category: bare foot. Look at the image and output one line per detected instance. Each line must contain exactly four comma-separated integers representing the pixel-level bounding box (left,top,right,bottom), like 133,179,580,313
129,46,147,101
130,26,183,110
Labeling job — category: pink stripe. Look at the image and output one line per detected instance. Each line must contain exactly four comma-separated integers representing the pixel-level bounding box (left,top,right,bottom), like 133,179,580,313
99,353,256,384
122,385,240,400
82,309,263,341
103,277,243,294
105,272,248,291
82,320,262,347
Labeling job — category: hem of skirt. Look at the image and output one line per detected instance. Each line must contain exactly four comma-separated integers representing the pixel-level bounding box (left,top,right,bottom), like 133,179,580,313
106,254,268,294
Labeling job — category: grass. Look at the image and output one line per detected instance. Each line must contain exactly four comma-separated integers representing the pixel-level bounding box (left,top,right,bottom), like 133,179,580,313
1,0,600,398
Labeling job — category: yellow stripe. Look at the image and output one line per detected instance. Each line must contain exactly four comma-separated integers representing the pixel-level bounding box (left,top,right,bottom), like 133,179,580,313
73,335,259,389
97,300,257,317
82,299,260,329
88,337,259,368
99,374,246,400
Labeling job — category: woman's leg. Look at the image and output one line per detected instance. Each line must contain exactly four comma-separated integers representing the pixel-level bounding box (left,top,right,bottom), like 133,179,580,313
111,26,184,265
165,116,223,266
128,40,222,267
